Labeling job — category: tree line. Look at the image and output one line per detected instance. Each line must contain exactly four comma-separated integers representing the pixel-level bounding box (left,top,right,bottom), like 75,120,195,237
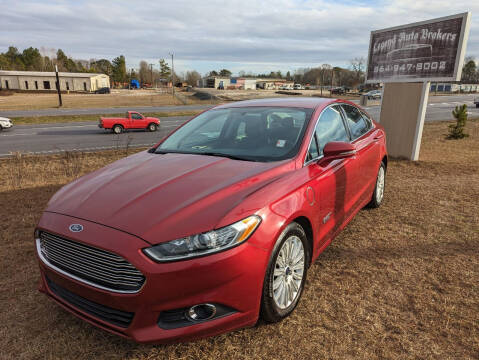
1,46,476,88
0,46,128,83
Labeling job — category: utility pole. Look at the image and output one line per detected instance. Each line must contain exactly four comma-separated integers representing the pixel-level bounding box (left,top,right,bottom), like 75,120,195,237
169,52,175,97
149,64,154,88
129,68,132,90
55,65,62,107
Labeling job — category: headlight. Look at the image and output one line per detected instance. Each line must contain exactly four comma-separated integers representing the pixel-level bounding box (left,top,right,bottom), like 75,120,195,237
143,215,261,262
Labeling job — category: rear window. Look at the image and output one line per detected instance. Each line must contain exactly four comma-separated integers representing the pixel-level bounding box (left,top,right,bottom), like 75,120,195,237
341,104,370,139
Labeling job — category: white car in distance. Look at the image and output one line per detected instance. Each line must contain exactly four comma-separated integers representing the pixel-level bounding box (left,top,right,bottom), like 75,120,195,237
0,117,13,131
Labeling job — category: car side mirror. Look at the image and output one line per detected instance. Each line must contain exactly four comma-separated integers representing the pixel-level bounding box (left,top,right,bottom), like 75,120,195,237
323,141,356,159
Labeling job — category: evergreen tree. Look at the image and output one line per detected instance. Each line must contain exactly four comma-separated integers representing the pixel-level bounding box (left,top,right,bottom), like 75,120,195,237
112,55,127,83
448,104,469,139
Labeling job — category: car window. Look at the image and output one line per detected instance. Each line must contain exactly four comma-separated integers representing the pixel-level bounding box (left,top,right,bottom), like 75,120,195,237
306,134,319,162
341,104,370,139
360,110,373,128
157,107,313,162
315,106,349,155
131,113,143,120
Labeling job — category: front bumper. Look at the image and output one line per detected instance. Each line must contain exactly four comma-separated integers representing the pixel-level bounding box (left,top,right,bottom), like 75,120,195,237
1,122,12,129
36,212,268,343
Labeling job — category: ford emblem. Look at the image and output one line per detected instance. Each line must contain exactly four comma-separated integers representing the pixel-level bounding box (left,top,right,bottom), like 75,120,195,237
69,224,83,232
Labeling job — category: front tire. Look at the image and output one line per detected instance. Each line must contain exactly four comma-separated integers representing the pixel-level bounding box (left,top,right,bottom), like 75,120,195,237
367,161,386,208
260,222,309,323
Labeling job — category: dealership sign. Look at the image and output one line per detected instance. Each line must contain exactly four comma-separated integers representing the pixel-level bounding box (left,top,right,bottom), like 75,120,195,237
366,12,471,83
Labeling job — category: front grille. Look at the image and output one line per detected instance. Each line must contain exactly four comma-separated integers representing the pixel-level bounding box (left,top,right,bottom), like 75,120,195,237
38,231,145,293
46,276,134,328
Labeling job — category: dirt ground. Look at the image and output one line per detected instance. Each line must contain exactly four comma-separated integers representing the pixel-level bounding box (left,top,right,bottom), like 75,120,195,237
0,119,478,359
0,88,356,111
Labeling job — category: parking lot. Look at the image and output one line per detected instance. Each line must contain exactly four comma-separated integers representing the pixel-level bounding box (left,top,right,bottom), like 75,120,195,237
1,118,477,359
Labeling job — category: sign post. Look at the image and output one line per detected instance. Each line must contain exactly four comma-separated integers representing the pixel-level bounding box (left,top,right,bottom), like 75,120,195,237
366,12,471,160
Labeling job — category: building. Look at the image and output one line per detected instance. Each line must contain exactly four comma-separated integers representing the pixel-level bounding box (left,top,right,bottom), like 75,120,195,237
256,79,291,90
0,70,110,92
230,78,257,90
430,83,479,93
198,76,231,89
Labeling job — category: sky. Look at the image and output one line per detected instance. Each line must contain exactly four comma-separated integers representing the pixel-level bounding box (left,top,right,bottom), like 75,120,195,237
0,0,478,75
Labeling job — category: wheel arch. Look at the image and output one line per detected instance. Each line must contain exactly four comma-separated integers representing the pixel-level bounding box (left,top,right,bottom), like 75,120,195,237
291,216,314,266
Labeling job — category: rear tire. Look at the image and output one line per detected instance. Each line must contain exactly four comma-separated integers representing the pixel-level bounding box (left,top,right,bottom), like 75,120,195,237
367,161,386,208
112,125,123,134
148,123,158,132
260,222,309,323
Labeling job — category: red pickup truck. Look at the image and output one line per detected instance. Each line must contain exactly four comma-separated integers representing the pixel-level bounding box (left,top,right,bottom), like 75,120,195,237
99,111,160,134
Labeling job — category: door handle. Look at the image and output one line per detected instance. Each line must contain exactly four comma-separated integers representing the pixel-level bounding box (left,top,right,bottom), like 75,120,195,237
373,134,384,141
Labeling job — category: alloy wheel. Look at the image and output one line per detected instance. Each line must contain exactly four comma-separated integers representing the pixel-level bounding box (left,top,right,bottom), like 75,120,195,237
376,166,385,203
272,236,305,309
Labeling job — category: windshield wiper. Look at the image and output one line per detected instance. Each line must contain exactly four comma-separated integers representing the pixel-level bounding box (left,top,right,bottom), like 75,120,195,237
199,152,257,162
153,149,256,161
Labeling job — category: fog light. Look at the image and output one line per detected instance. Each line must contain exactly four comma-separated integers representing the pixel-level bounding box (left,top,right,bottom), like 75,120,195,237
186,303,217,321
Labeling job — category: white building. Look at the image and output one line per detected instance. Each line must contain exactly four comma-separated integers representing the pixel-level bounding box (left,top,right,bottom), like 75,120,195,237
0,70,110,92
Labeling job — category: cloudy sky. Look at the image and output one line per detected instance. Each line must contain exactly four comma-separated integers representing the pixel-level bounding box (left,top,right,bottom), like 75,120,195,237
0,0,478,75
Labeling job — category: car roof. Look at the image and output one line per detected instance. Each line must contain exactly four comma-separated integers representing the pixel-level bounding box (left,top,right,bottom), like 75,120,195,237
213,97,336,110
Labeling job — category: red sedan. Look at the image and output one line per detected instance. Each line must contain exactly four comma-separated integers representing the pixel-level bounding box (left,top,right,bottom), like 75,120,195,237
35,97,387,343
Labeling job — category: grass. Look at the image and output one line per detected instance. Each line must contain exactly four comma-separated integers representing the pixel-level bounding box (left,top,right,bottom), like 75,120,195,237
11,110,204,125
0,119,478,359
0,90,192,110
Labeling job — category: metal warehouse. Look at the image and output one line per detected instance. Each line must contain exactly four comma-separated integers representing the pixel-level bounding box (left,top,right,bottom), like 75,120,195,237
0,70,110,92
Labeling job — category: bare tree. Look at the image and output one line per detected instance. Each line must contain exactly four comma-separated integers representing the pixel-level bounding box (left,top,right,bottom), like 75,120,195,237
185,70,201,86
350,57,366,85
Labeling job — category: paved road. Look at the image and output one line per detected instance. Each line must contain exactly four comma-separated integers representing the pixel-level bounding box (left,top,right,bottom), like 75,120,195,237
0,104,212,118
0,116,190,156
1,95,478,156
360,97,479,122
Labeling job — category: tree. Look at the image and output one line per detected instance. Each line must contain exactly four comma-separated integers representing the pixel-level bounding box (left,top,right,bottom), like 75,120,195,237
185,70,201,86
448,104,469,139
21,47,42,70
159,59,171,79
112,55,127,83
208,70,218,77
350,57,366,85
90,59,113,76
138,61,150,84
461,58,477,83
5,46,23,69
219,69,232,77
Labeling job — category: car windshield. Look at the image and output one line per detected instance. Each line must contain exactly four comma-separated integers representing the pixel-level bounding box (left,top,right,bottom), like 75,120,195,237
156,106,314,162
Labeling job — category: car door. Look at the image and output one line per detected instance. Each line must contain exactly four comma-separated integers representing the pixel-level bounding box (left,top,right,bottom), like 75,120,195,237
340,104,380,205
304,105,359,247
131,112,145,129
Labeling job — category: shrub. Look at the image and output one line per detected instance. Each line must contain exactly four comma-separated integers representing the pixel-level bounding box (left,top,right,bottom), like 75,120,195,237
447,104,469,139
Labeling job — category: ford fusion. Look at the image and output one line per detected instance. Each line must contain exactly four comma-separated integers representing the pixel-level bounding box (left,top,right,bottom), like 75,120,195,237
36,98,387,343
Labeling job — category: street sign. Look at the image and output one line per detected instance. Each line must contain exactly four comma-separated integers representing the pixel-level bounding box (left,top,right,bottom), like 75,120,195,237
366,12,471,83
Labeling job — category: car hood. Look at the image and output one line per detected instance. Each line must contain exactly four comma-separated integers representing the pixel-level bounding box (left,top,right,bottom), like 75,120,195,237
45,151,291,244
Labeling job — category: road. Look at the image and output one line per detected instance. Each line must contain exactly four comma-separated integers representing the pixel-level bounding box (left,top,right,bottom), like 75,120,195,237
0,95,478,156
0,116,190,156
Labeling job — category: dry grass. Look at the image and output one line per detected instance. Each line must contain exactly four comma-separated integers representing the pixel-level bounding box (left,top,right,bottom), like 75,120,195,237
0,90,185,110
0,120,478,359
